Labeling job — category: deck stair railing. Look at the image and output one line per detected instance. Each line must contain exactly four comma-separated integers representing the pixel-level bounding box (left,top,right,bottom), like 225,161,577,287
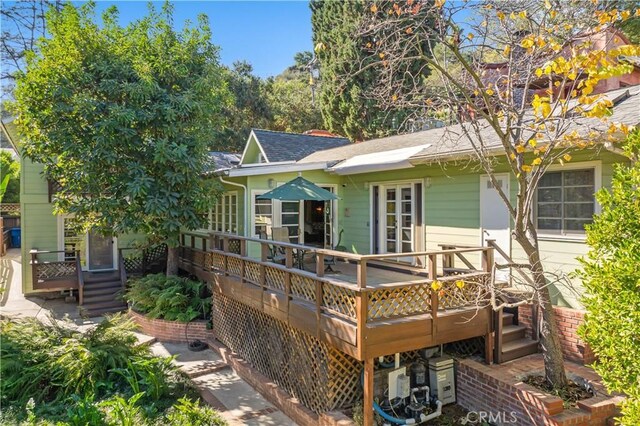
179,231,496,361
30,249,82,296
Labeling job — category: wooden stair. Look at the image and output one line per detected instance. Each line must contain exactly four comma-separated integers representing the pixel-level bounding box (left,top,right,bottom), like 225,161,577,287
80,272,127,317
496,311,539,363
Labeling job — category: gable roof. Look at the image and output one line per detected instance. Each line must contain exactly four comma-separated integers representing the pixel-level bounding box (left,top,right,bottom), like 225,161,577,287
249,129,350,163
301,85,640,166
207,152,241,173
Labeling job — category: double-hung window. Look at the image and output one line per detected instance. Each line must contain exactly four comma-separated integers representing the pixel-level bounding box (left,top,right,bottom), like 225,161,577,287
536,169,595,235
253,193,273,238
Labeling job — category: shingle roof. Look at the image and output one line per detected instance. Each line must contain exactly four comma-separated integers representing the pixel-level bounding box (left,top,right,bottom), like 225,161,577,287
300,85,640,165
207,152,241,172
252,129,350,162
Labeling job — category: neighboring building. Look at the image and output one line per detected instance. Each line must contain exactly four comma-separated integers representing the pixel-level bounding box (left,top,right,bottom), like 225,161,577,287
213,85,639,309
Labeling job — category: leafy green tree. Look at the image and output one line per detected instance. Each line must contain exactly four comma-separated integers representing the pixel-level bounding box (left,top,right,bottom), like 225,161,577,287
310,0,434,140
12,2,230,274
579,130,640,425
212,61,272,152
0,151,19,203
264,50,324,133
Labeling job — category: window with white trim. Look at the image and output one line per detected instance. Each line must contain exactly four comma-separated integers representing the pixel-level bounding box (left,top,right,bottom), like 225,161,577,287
536,169,595,234
253,193,273,238
209,192,238,233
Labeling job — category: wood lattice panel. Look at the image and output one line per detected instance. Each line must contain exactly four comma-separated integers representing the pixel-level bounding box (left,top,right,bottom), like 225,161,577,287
244,261,261,284
36,262,77,279
211,252,225,270
322,285,357,319
438,276,487,309
368,285,432,320
264,266,285,292
213,293,363,413
227,257,242,276
290,274,316,303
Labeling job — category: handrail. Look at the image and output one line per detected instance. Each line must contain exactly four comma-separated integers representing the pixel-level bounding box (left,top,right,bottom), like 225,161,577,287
182,230,491,264
29,249,72,255
485,239,535,286
118,250,127,293
76,253,85,305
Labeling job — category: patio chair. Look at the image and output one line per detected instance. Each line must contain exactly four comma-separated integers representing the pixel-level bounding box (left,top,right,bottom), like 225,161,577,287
261,227,289,264
324,229,346,273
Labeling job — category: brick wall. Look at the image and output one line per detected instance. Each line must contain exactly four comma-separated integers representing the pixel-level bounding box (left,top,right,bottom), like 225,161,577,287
518,305,595,365
129,309,212,343
456,357,621,426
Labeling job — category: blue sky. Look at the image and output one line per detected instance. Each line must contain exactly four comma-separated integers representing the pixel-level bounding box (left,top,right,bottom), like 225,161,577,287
89,1,313,78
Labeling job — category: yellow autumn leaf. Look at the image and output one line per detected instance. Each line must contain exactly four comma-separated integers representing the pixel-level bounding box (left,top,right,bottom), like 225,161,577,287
485,88,494,96
370,4,378,13
563,154,572,162
550,10,557,19
497,11,505,20
504,45,511,56
379,52,385,59
529,139,537,147
431,281,442,291
545,0,552,9
518,10,527,18
521,37,535,49
535,68,543,77
455,280,465,289
435,0,445,8
467,33,474,41
521,165,532,173
621,10,631,20
532,158,542,166
516,145,526,153
509,153,516,160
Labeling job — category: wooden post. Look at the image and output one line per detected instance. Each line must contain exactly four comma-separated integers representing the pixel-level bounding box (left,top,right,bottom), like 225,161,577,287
284,248,293,312
356,289,368,359
240,239,247,257
482,247,494,273
261,242,269,262
315,252,325,277
494,306,504,364
357,259,367,289
429,254,438,339
485,305,494,365
315,280,323,337
363,357,375,426
222,237,229,252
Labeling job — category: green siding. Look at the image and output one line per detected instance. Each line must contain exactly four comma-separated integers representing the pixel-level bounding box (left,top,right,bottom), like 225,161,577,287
20,157,145,294
240,134,262,164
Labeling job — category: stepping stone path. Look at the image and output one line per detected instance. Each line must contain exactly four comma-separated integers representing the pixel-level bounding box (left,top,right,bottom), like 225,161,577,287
148,340,298,425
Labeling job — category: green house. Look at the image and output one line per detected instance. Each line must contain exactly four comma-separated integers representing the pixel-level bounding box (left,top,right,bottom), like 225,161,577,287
212,86,639,310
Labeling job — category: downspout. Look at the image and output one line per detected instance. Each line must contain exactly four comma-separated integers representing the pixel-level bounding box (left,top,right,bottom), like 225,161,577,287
219,175,248,237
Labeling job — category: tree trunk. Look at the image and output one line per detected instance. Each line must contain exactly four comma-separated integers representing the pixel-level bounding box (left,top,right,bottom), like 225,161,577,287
515,233,568,389
166,246,179,276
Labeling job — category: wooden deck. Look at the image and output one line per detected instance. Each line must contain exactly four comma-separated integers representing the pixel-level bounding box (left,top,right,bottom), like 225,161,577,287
179,231,495,362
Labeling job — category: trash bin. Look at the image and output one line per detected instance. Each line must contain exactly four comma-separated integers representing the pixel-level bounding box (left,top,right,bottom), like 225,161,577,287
10,228,21,248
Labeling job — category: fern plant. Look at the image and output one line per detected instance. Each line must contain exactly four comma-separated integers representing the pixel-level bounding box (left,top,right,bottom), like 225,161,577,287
125,274,211,322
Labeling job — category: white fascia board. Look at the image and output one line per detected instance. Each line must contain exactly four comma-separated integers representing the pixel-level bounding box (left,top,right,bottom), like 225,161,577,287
227,161,329,177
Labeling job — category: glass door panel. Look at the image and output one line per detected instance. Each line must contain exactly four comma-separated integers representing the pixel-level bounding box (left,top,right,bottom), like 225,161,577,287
379,184,414,260
281,201,300,244
88,231,114,271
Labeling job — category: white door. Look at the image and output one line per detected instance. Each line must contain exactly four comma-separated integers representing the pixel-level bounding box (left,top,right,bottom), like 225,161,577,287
379,184,414,261
480,174,511,282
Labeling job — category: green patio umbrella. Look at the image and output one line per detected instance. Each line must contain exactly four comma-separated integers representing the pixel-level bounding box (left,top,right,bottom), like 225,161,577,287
257,176,339,201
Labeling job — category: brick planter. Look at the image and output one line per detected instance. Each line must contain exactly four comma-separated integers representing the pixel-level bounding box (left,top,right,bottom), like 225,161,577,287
519,305,595,364
456,354,623,426
129,309,212,343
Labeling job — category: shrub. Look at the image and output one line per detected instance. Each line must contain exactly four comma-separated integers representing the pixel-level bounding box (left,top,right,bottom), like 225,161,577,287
125,274,211,322
579,131,640,425
0,314,225,425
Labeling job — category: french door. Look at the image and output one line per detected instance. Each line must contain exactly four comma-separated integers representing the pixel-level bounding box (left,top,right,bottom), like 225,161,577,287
380,184,414,258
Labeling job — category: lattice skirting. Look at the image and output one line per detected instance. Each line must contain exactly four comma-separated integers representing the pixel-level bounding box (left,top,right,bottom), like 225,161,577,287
212,293,363,413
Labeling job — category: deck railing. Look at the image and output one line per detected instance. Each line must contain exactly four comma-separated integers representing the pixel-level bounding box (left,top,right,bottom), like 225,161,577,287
179,231,495,358
30,249,81,292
